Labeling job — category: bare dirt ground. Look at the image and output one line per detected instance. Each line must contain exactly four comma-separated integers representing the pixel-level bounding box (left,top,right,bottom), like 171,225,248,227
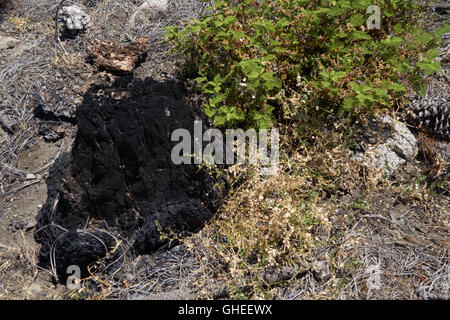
0,0,448,300
0,137,69,299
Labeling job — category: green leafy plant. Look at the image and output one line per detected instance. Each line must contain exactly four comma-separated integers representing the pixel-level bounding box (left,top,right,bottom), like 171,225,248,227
167,0,449,128
351,198,368,210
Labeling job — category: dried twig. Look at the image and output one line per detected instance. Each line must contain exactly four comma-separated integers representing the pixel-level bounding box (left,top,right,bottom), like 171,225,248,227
55,0,68,55
0,179,41,198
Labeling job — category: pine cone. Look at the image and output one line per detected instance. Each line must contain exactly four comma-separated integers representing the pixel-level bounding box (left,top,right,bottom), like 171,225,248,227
408,96,450,140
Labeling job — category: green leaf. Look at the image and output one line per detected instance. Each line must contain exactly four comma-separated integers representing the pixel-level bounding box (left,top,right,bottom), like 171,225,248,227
330,71,347,82
276,18,290,28
262,20,276,33
350,31,371,41
389,83,406,93
214,115,226,126
341,97,357,113
382,36,403,48
223,15,236,25
374,88,387,99
349,82,361,93
261,72,282,91
204,105,216,118
195,76,207,84
213,73,223,83
425,48,439,61
321,81,331,88
349,14,365,27
239,59,260,79
416,61,441,75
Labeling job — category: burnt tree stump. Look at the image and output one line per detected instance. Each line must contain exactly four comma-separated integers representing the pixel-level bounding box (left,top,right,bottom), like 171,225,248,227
35,78,220,281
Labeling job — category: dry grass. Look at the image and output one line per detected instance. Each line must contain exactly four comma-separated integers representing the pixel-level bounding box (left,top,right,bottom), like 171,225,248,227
0,0,59,196
179,125,377,299
176,127,448,300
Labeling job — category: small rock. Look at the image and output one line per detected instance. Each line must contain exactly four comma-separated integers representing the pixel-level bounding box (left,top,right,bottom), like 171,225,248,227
0,35,23,50
8,220,34,232
351,115,418,175
27,283,43,299
58,5,91,36
312,255,331,281
25,173,37,180
145,0,169,11
129,0,169,26
38,121,68,142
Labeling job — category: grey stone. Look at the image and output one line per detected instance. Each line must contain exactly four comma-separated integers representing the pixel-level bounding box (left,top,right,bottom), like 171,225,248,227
312,258,331,281
351,116,417,175
26,283,43,299
0,35,24,51
58,5,91,33
25,173,37,180
128,0,169,26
